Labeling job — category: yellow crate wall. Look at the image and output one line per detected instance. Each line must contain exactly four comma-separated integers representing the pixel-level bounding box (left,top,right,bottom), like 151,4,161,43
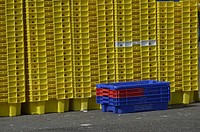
97,0,116,84
0,0,8,103
174,2,183,91
157,2,175,92
89,0,98,93
26,0,48,102
115,0,134,82
140,0,157,80
53,0,73,100
132,0,141,81
71,0,92,98
182,0,198,92
44,0,56,99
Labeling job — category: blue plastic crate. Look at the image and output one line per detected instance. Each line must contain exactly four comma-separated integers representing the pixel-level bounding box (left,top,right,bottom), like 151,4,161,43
97,93,170,106
101,102,168,114
96,86,170,98
96,80,170,90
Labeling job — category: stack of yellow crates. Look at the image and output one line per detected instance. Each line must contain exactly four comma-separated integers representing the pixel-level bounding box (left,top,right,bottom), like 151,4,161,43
157,0,199,104
115,0,134,82
157,2,176,95
0,0,199,116
132,0,141,81
181,0,198,103
0,0,8,110
0,0,25,117
24,0,48,114
53,0,73,112
97,0,116,84
71,0,92,111
140,0,158,80
89,0,99,94
45,0,56,101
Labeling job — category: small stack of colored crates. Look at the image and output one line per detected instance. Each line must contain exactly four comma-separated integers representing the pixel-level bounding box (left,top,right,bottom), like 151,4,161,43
96,80,170,114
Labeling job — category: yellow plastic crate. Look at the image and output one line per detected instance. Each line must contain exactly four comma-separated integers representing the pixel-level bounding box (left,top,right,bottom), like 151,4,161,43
0,103,21,116
22,99,70,115
70,96,100,111
170,91,195,104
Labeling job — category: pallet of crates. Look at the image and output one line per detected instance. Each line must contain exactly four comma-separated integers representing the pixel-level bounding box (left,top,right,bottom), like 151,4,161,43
96,80,170,114
71,0,93,111
88,0,101,110
23,0,48,114
97,0,116,84
114,0,134,82
157,1,176,103
0,0,25,117
139,0,158,81
53,0,73,112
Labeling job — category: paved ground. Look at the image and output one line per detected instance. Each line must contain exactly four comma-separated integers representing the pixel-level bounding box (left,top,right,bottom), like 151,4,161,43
1,103,200,132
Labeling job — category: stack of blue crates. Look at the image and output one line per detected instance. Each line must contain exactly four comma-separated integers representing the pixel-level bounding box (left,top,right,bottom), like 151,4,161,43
96,80,170,114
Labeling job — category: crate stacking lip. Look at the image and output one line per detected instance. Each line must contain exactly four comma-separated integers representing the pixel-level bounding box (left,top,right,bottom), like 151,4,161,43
96,80,170,90
96,80,170,114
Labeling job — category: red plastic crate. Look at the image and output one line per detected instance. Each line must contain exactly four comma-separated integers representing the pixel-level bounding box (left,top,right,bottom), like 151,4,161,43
96,88,144,98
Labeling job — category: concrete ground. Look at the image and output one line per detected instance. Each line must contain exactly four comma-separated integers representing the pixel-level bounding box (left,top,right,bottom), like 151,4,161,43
1,103,200,132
